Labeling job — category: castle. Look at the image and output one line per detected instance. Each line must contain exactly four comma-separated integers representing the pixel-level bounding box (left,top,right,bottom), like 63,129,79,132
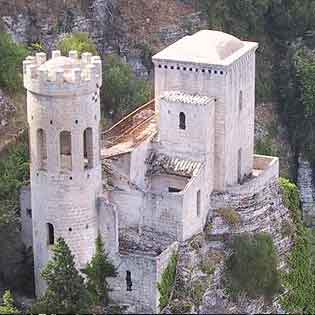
21,30,279,313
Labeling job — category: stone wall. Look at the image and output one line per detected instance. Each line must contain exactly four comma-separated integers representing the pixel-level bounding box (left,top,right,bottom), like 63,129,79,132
298,156,315,226
20,185,33,249
109,253,157,314
109,241,178,314
182,166,208,240
143,192,183,240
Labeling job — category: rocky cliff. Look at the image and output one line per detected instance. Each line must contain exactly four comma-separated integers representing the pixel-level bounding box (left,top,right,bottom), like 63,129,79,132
163,177,294,314
0,0,206,77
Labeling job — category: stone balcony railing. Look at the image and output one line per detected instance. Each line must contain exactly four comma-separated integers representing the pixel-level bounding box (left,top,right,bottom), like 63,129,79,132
225,154,279,195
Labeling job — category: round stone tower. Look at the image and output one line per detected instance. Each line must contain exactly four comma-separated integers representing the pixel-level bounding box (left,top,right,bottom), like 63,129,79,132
23,50,103,296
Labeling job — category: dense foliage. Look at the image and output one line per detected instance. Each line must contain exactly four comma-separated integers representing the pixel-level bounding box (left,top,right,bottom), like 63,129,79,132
279,177,301,224
0,290,20,314
225,233,280,299
199,0,315,172
279,178,315,313
158,252,178,310
57,32,98,56
101,55,152,120
0,32,28,92
31,238,89,314
82,234,117,307
0,142,33,292
281,227,315,314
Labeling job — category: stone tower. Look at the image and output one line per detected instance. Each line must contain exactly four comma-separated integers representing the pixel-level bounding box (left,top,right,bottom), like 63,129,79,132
23,50,102,295
153,30,258,191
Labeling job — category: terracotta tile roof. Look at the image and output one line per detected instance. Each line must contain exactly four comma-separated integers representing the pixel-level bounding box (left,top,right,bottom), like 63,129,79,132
145,152,202,177
101,99,157,157
161,91,214,105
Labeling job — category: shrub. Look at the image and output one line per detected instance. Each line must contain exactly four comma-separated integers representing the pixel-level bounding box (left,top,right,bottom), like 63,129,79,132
199,251,224,276
0,32,28,91
101,55,152,119
189,234,203,251
217,208,241,226
169,300,192,314
191,280,207,307
157,252,178,310
225,233,280,300
255,136,277,156
0,290,20,314
57,32,98,57
279,178,301,225
281,219,295,237
281,227,315,314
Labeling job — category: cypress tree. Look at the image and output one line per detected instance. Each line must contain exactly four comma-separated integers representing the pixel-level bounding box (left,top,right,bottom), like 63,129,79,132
31,237,89,314
0,290,19,314
82,234,117,307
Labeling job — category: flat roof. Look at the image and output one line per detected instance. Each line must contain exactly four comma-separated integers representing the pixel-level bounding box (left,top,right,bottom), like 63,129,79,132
153,30,258,66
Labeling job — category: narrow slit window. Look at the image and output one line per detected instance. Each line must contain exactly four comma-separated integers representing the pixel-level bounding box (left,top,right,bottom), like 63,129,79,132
126,270,132,291
47,223,54,245
83,128,93,169
179,112,186,130
60,131,72,171
197,190,201,217
239,90,243,111
238,148,242,184
37,128,47,170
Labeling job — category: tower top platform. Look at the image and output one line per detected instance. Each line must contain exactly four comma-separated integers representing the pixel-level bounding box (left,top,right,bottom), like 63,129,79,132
23,50,102,96
153,30,258,66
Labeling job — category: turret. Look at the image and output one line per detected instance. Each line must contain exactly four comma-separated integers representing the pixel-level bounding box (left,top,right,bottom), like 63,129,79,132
24,50,103,296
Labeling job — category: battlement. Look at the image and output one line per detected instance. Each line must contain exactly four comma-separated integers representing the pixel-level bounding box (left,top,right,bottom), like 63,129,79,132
23,50,102,96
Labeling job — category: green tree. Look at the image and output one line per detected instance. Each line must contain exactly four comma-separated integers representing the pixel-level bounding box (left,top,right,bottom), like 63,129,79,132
57,32,98,57
225,232,280,300
82,234,117,307
31,238,89,314
0,32,28,91
0,142,31,290
0,290,19,314
281,227,315,314
101,55,152,118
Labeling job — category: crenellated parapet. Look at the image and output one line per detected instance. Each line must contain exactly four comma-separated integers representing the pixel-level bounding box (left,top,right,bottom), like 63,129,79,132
23,50,102,96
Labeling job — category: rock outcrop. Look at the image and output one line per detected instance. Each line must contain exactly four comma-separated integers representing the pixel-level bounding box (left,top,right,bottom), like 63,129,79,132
164,178,294,314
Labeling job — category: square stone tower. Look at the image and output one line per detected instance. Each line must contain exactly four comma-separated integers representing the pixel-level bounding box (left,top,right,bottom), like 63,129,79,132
153,30,258,191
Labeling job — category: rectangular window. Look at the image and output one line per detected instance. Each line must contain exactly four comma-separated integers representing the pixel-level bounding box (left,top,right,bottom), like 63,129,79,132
197,190,201,217
126,271,132,291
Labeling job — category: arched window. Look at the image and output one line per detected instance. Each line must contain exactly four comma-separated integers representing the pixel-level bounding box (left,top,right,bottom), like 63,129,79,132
83,128,93,169
179,112,186,130
47,223,54,245
60,131,72,171
37,128,47,170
